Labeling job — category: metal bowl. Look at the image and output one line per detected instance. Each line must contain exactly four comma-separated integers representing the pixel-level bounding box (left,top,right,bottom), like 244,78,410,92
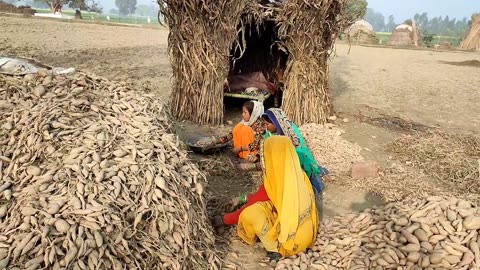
185,136,229,155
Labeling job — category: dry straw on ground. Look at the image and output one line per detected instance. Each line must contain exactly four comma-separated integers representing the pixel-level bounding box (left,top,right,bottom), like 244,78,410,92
335,130,480,204
300,123,364,175
325,130,480,205
387,131,480,196
0,71,220,269
158,0,348,125
347,164,441,203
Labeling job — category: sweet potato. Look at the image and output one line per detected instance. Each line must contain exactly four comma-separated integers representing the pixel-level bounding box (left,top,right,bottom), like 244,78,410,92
464,216,480,230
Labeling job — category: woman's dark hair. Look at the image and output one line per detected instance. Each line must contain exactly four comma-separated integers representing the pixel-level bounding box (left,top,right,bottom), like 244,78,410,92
243,101,254,115
262,114,272,123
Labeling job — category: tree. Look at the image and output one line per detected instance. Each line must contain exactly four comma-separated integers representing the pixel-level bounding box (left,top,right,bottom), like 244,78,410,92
33,0,101,13
135,4,157,17
344,0,367,25
24,0,49,9
365,8,385,32
414,12,429,30
385,15,396,32
367,10,470,38
115,0,137,16
70,0,101,13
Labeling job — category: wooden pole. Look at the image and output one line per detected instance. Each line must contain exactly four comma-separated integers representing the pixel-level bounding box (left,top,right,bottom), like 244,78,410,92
412,19,419,47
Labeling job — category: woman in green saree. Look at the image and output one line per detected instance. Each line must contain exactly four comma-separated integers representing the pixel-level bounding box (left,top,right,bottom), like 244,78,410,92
261,108,328,195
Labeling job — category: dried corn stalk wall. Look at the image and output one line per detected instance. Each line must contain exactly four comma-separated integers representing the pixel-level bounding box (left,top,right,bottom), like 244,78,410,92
278,0,347,125
0,72,220,269
158,0,252,125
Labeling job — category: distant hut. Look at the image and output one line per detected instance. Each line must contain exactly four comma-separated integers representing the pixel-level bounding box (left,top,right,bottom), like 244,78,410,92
344,19,379,45
460,15,480,51
158,0,348,125
388,21,420,47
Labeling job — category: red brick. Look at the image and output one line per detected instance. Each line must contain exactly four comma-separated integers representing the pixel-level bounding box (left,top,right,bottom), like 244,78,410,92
351,161,379,179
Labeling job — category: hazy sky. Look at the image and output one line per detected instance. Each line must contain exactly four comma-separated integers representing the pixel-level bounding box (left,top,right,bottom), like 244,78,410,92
99,0,480,21
367,0,480,22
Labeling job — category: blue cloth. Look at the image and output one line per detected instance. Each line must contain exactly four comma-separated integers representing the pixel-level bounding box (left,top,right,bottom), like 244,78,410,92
310,175,325,196
264,110,284,135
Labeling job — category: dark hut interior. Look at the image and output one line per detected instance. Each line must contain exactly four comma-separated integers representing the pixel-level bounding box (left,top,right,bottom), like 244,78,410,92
225,1,289,106
229,21,288,82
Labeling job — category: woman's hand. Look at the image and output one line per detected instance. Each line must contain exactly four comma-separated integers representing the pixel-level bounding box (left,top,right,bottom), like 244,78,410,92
230,197,240,210
246,154,258,163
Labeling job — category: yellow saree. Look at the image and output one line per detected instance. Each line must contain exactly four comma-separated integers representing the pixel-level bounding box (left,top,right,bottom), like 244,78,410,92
237,136,318,256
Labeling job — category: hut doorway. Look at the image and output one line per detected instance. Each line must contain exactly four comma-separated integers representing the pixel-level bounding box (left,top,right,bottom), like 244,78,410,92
224,19,288,109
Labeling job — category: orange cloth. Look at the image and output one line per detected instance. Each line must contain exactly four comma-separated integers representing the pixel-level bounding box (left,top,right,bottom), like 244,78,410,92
233,123,257,159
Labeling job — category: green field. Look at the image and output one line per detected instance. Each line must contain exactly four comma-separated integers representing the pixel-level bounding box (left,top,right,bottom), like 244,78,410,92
34,9,161,25
376,32,463,47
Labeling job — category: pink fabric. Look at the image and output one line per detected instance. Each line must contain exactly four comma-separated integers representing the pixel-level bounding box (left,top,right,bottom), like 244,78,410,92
227,72,278,93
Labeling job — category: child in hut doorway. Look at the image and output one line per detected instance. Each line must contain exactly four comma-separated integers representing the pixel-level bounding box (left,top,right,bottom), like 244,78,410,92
210,101,266,168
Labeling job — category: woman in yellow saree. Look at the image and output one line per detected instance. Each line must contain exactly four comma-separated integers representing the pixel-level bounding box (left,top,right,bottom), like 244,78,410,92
216,136,318,259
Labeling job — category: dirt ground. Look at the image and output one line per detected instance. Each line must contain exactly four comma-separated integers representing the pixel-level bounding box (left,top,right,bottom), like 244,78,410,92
0,15,172,99
331,44,480,133
2,15,480,269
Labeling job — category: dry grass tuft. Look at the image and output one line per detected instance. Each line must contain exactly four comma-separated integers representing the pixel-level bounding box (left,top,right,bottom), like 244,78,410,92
387,131,480,194
342,164,440,202
326,130,480,205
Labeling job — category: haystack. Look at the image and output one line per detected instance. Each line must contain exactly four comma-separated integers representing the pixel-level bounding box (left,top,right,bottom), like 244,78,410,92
344,19,379,45
0,1,35,15
388,23,420,46
460,15,480,51
158,0,348,125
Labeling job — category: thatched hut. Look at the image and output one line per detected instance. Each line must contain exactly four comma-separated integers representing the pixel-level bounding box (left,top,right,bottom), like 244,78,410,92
158,0,347,125
344,19,379,45
388,22,420,47
460,15,480,51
